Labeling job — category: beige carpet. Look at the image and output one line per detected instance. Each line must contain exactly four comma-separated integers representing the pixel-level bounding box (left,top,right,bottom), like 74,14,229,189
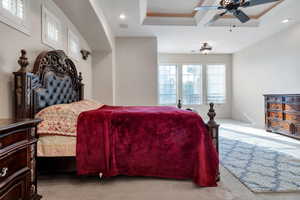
39,167,300,200
38,169,236,200
39,121,300,200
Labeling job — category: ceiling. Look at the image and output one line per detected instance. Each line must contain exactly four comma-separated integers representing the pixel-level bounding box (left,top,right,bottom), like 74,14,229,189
54,0,113,52
147,0,200,14
101,0,300,54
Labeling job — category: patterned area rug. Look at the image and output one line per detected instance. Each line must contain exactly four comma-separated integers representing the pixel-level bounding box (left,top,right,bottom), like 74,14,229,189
220,128,300,193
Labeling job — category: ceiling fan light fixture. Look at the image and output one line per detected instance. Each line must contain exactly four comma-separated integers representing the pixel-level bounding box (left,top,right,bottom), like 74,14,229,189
200,43,213,54
220,0,234,7
202,49,210,55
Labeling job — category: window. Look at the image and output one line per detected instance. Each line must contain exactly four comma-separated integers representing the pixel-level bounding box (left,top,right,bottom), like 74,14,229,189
158,65,177,105
68,29,81,61
158,64,226,105
182,65,203,105
42,6,62,49
2,0,23,18
0,0,29,34
207,65,226,104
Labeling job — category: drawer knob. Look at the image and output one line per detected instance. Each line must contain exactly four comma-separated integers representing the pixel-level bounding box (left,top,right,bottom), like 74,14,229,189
0,168,8,177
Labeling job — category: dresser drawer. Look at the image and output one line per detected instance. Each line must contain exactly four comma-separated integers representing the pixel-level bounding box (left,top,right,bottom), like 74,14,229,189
0,147,28,183
268,111,283,120
266,96,282,103
285,96,300,103
0,130,28,150
285,104,300,112
267,119,300,137
285,113,300,122
267,120,290,133
0,119,41,200
268,103,282,111
0,170,30,200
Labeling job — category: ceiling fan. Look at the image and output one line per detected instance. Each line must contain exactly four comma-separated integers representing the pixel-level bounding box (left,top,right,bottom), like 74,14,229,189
194,0,281,25
200,43,213,54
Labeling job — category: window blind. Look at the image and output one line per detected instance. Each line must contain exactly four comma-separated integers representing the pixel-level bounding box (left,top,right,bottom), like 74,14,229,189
68,30,80,60
46,16,59,42
1,0,24,19
158,65,177,105
207,65,226,104
42,6,63,49
16,0,23,19
182,65,203,105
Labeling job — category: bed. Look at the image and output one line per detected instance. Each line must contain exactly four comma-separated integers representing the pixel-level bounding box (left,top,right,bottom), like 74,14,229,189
13,49,220,186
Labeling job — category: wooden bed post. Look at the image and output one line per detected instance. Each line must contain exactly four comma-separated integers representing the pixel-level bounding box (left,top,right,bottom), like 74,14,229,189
14,49,34,119
207,103,219,152
176,100,219,152
206,103,220,181
78,72,84,100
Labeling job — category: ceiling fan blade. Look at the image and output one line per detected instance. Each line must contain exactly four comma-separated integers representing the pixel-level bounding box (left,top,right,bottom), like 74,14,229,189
194,6,222,11
233,9,250,23
205,11,227,26
242,0,280,7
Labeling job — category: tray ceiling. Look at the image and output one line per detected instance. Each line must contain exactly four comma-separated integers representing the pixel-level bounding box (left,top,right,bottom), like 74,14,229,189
147,0,200,14
99,0,300,53
145,0,283,26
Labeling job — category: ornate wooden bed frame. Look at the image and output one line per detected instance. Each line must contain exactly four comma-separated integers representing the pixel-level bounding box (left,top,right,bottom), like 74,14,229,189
14,50,84,120
13,50,219,174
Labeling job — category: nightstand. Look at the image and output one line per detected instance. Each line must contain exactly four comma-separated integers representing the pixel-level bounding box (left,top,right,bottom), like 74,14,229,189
0,119,42,200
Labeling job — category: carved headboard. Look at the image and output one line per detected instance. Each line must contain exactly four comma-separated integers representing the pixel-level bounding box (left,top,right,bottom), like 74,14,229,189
14,50,84,120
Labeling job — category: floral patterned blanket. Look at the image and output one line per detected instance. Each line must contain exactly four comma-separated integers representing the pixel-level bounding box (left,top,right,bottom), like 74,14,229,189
36,100,103,137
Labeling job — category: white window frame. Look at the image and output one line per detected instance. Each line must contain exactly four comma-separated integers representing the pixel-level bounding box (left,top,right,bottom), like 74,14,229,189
68,28,81,61
0,0,30,35
206,64,227,104
158,63,204,106
158,64,179,106
158,63,226,106
42,5,63,49
181,64,204,106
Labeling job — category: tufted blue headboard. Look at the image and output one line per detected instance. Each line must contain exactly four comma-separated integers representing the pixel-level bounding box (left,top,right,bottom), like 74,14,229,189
32,50,84,114
34,72,79,111
14,50,84,119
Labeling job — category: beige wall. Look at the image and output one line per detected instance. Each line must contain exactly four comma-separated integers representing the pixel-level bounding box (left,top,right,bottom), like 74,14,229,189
115,37,158,106
92,50,116,105
0,0,92,118
159,53,233,119
232,23,300,128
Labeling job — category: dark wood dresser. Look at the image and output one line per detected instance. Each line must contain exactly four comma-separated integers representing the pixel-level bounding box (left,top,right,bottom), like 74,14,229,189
0,119,42,200
264,94,300,139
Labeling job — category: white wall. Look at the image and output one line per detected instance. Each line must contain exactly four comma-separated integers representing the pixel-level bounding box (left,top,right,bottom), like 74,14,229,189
115,37,158,106
0,0,92,118
232,23,300,128
159,53,232,119
54,0,117,106
53,0,114,53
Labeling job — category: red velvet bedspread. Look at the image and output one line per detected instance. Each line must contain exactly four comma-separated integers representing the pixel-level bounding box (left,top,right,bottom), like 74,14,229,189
76,105,219,187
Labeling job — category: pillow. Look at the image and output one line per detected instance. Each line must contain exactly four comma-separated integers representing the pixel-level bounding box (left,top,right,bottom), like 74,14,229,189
35,100,103,137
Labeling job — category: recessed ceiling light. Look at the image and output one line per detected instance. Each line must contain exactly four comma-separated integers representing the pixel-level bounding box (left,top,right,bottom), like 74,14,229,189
281,19,291,24
120,14,126,20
